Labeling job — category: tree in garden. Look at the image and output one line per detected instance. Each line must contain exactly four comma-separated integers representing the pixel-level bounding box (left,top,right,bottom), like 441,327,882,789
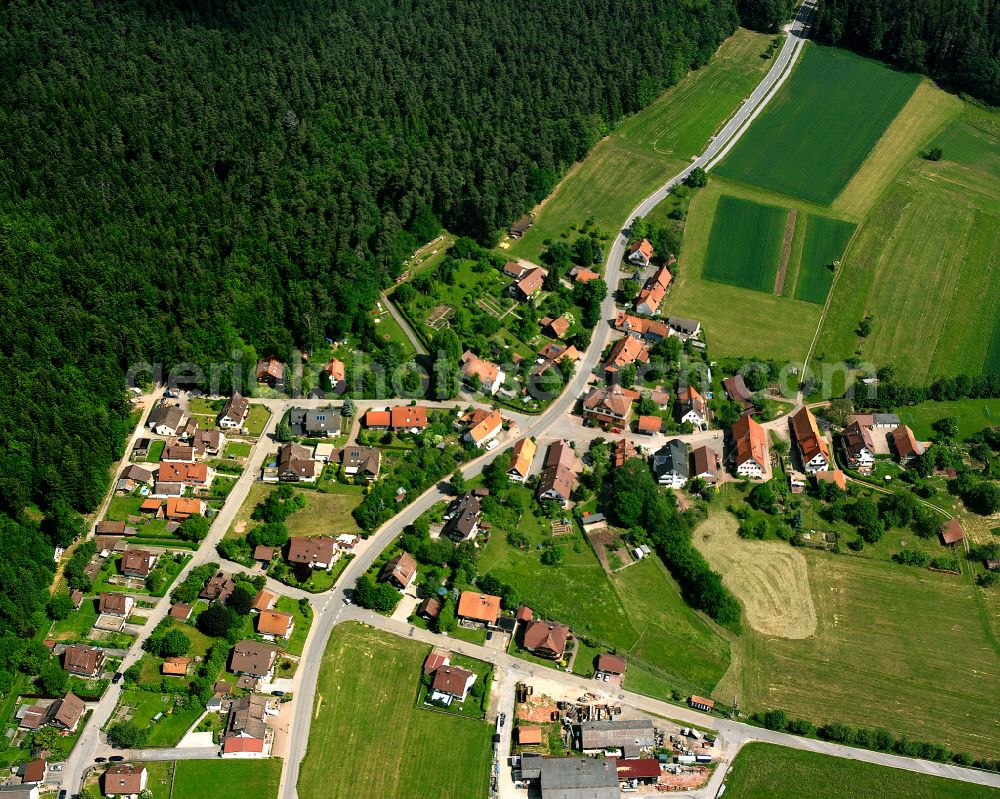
107,720,148,749
449,470,466,496
274,418,293,442
156,629,191,658
47,593,73,620
196,602,234,637
178,515,211,542
226,586,255,616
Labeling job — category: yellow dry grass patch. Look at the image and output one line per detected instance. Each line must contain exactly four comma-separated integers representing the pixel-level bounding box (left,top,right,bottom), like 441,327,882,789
832,80,963,219
693,506,817,639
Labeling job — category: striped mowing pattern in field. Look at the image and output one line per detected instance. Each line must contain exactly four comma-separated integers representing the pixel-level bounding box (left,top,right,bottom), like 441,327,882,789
794,215,855,304
714,44,920,205
702,195,787,292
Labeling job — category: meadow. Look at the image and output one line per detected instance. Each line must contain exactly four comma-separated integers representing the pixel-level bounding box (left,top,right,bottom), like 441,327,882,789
715,44,919,204
714,549,1000,757
479,488,730,697
297,623,493,799
814,104,1000,383
723,743,998,799
794,215,855,304
226,482,363,539
137,759,282,799
896,398,1000,441
503,28,775,262
702,195,787,292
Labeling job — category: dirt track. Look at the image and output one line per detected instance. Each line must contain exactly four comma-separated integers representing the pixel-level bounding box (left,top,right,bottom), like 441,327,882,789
693,508,817,639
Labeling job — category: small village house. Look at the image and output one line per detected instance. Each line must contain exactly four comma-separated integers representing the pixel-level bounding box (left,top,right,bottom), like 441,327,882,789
507,438,537,482
102,765,147,799
287,537,338,570
791,407,832,473
456,591,501,627
627,238,654,267
378,552,418,590
63,645,106,678
218,392,250,429
522,619,570,660
730,412,769,479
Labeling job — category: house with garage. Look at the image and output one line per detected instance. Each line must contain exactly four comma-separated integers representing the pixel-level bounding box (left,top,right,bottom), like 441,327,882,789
229,640,279,680
102,765,147,799
429,666,476,706
47,692,85,732
540,315,571,339
162,444,195,463
287,537,338,571
443,492,484,542
537,440,576,507
340,445,382,482
627,238,654,267
121,549,157,577
509,266,545,302
378,552,418,591
635,266,671,316
276,442,319,483
667,316,701,340
456,591,501,627
323,358,346,393
165,496,205,521
148,405,186,436
218,392,250,430
891,424,924,464
256,356,284,388
460,351,505,395
677,384,708,429
222,694,271,758
157,461,211,488
193,428,224,457
522,619,571,660
791,407,832,473
581,385,637,428
730,412,769,479
256,610,295,642
691,445,720,484
613,312,671,343
98,592,134,618
289,406,341,438
508,438,537,482
652,439,689,488
117,465,155,494
840,420,876,472
636,415,661,435
390,405,428,433
569,266,601,284
200,572,236,603
612,438,639,469
463,408,503,448
63,645,106,678
722,375,754,411
603,336,649,383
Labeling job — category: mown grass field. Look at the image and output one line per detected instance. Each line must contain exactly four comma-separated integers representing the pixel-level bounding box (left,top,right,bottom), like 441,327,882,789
716,551,1000,757
665,178,822,362
724,743,998,799
503,28,775,262
715,44,919,204
479,489,730,697
226,482,363,539
896,398,1000,441
298,623,492,799
171,760,281,799
814,104,1000,382
794,215,855,303
702,195,787,292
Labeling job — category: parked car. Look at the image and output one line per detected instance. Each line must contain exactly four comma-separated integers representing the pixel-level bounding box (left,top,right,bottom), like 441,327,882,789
109,756,125,762
485,631,493,641
58,791,67,799
485,439,499,451
499,713,506,727
272,690,285,697
112,672,123,684
94,758,106,763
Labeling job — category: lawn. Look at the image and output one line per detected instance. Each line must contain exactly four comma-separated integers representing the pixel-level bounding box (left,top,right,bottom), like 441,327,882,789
275,595,312,656
793,215,855,304
895,398,1000,441
111,689,204,747
372,307,418,357
723,743,998,799
503,28,776,263
227,482,363,540
139,620,217,685
715,44,920,205
243,404,271,437
48,597,98,640
143,759,282,799
224,441,252,458
298,623,493,799
716,550,1000,757
702,195,788,292
813,102,1000,383
143,439,165,463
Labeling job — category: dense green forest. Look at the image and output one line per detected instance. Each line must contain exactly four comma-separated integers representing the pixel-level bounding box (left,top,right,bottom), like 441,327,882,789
814,0,999,103
0,0,743,695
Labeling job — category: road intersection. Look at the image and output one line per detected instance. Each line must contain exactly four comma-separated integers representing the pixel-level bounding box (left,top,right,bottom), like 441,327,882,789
58,0,1000,795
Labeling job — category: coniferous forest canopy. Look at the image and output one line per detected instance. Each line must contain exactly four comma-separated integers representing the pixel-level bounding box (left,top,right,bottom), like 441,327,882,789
0,0,741,693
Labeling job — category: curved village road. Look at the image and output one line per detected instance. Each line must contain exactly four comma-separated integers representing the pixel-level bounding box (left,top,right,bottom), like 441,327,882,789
61,3,999,797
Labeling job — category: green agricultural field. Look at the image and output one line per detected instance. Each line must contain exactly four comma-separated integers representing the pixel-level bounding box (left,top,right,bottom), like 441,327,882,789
702,195,788,292
664,179,822,362
717,551,1000,757
814,104,1000,383
723,743,998,799
716,44,919,204
298,623,492,799
479,489,730,697
503,28,775,262
896,398,1000,441
794,215,855,304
